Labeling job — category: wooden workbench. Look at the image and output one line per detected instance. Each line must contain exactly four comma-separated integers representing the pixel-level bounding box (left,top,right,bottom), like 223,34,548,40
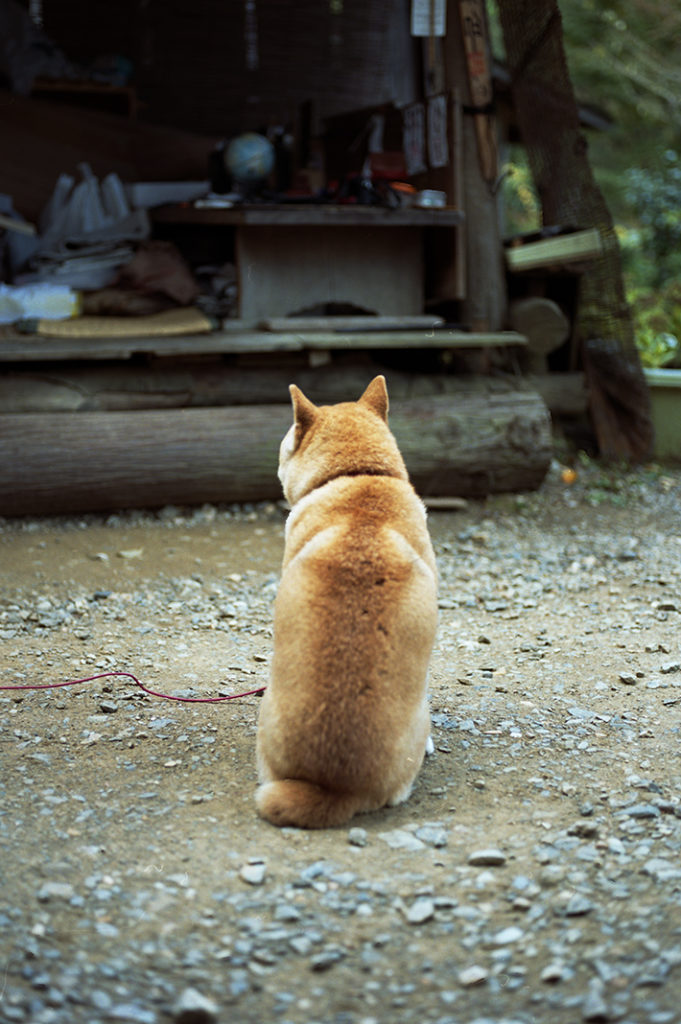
152,202,465,319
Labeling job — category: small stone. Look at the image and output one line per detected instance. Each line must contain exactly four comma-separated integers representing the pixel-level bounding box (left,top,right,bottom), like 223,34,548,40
378,829,425,852
541,961,567,983
415,824,448,848
348,827,368,847
582,978,610,1021
310,946,346,971
91,990,113,1011
492,925,524,945
95,921,120,938
37,882,75,903
618,672,637,685
173,986,219,1024
274,904,301,923
240,861,267,885
620,802,660,819
109,1003,156,1024
458,965,488,986
468,848,506,867
570,820,599,838
564,894,594,917
405,898,435,924
289,935,313,956
99,701,119,714
642,857,681,882
661,661,681,674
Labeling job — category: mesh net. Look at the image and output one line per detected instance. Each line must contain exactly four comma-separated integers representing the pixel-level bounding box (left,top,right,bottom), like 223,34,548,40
497,0,653,460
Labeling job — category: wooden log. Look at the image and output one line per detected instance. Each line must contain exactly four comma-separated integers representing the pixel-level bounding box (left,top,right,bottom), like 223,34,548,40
509,297,570,372
0,363,577,416
0,390,551,516
527,372,587,416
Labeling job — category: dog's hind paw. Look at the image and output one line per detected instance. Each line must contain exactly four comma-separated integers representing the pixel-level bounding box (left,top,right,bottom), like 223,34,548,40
425,735,435,756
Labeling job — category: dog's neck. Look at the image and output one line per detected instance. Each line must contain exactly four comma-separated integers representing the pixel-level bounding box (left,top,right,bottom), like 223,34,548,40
287,466,402,509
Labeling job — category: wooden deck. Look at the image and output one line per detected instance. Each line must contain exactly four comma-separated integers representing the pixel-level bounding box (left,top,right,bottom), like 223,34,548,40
0,326,527,363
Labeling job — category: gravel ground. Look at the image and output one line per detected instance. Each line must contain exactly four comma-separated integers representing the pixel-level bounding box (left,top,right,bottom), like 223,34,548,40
1,459,680,1024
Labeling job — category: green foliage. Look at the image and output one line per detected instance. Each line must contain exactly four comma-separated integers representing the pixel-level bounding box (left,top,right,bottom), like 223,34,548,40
624,152,681,288
492,0,681,368
559,0,681,224
618,151,681,368
500,152,541,236
627,278,681,369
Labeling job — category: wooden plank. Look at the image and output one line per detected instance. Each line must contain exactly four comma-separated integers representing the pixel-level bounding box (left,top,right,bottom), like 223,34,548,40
505,229,603,272
0,328,527,363
237,225,423,319
0,331,303,362
261,316,445,332
296,329,527,349
152,203,464,228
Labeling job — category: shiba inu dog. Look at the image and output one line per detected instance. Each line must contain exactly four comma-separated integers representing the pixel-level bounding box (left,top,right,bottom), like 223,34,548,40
256,375,438,828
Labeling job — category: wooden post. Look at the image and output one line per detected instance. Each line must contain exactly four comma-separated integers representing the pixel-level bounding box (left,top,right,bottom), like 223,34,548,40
458,0,497,183
444,0,506,331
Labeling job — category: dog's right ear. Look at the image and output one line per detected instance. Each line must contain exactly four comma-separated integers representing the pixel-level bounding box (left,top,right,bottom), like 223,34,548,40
289,384,318,437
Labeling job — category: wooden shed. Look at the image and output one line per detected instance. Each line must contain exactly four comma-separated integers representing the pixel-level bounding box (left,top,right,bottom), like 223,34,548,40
0,0,648,514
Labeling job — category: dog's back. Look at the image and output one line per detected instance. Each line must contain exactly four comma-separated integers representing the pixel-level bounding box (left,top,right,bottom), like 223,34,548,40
255,377,438,828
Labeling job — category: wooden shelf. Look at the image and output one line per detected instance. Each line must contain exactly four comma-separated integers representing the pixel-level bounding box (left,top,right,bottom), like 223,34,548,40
505,228,602,272
152,202,464,228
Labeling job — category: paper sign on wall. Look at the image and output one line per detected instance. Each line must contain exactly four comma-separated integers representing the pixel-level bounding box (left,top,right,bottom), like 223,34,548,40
411,0,446,37
403,103,427,175
427,94,449,168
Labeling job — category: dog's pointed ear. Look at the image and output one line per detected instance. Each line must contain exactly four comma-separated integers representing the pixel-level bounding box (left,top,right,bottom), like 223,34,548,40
289,384,318,435
358,375,388,422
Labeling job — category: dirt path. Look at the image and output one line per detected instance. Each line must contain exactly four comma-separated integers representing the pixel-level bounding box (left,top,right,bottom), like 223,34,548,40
1,463,681,1024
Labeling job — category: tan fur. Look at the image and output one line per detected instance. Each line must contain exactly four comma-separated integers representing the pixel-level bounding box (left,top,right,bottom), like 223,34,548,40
255,376,438,829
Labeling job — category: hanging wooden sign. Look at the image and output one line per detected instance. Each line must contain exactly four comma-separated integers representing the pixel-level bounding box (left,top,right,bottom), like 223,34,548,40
459,0,497,183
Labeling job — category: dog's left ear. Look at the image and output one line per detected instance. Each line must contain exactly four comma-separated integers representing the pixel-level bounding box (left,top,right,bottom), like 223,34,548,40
289,384,318,436
358,375,389,422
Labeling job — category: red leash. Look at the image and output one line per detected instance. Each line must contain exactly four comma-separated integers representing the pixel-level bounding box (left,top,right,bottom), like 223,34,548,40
0,671,266,703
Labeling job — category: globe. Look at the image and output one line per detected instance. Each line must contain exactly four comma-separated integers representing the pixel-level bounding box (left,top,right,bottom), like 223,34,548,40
225,132,275,186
